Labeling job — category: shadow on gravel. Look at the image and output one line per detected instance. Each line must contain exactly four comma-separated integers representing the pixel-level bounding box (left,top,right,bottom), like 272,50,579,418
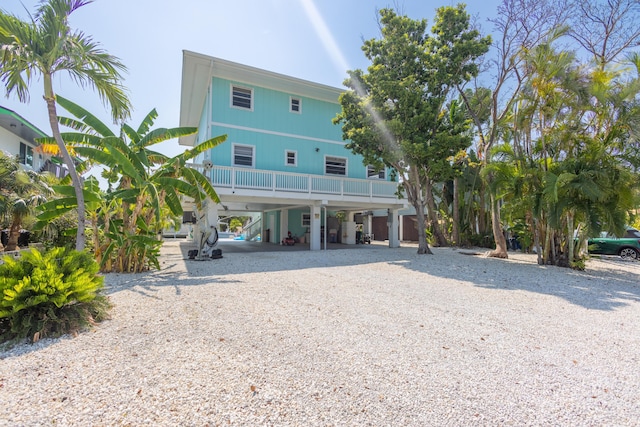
393,249,640,311
175,240,390,274
177,240,640,311
0,334,77,359
103,271,243,296
108,241,640,311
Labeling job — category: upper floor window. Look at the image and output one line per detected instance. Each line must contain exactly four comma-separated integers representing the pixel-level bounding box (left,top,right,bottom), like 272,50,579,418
285,150,297,166
19,142,33,167
231,85,253,110
233,144,254,167
290,97,301,113
325,156,346,176
367,165,386,179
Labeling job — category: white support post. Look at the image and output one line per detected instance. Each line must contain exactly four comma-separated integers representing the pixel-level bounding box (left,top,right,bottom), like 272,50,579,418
280,209,289,244
193,197,219,258
388,209,400,248
342,211,356,245
363,214,372,236
310,204,322,251
269,214,276,244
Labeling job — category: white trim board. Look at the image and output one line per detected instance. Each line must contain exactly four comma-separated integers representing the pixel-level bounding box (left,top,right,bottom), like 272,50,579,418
211,121,346,146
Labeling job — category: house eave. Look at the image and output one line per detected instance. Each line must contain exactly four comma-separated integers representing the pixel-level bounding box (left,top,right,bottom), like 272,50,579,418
0,106,49,144
179,50,346,147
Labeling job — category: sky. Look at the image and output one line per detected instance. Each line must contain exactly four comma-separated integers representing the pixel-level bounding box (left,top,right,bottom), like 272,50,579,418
1,0,501,157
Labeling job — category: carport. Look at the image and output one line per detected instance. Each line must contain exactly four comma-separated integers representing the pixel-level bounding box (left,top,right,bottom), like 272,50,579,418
187,163,408,253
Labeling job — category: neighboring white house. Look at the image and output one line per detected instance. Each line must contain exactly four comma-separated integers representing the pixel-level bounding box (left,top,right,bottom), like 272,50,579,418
0,105,65,178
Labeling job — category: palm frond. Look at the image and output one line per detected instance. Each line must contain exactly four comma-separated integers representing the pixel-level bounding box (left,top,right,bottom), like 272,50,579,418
181,134,228,161
122,123,140,145
144,182,162,224
137,127,198,148
163,186,182,215
56,94,115,137
136,109,158,136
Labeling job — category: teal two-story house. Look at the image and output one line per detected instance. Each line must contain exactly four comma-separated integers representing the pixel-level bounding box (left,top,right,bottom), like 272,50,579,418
178,50,406,250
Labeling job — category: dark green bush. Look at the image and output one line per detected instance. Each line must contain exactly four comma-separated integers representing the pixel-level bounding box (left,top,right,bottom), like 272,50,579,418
461,232,495,248
0,247,111,344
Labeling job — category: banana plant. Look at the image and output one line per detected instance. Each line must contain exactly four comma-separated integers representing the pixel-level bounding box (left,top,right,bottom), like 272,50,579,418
35,96,227,272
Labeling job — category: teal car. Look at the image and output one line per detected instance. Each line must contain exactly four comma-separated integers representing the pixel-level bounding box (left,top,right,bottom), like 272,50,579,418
588,228,640,260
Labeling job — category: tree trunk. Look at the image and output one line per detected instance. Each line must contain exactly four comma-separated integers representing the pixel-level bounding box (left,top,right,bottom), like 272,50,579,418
407,167,432,255
550,229,557,265
439,183,451,243
533,216,543,265
4,216,22,251
452,176,460,246
425,177,447,247
91,212,102,266
543,223,552,264
487,193,508,258
414,201,432,254
44,74,86,251
478,184,487,235
567,211,575,268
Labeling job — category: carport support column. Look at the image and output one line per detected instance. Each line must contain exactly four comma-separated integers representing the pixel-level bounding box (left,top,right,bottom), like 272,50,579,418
342,211,356,245
310,204,322,251
388,209,400,248
363,213,372,236
280,209,289,244
194,197,218,250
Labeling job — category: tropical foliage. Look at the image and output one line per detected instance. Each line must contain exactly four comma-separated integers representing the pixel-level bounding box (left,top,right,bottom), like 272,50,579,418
34,96,226,273
2,0,639,273
333,0,640,268
0,247,110,344
0,151,55,251
335,5,491,254
0,0,131,251
475,2,640,268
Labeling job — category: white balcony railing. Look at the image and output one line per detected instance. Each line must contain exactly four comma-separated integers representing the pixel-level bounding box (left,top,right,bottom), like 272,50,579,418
209,165,399,199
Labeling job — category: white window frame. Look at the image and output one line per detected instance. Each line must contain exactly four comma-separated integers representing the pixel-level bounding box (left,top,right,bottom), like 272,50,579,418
19,142,33,167
232,143,255,168
285,150,297,167
290,96,302,113
230,85,253,110
302,213,311,227
367,165,386,180
325,155,347,176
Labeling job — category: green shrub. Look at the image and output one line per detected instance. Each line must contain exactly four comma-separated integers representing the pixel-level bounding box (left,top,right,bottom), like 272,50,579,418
461,232,495,248
0,247,111,344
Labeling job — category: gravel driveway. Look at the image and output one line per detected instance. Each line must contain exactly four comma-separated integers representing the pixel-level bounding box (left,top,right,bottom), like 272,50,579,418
1,241,639,426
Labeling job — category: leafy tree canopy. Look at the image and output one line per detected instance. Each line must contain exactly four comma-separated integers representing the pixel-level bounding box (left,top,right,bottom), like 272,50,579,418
334,5,490,253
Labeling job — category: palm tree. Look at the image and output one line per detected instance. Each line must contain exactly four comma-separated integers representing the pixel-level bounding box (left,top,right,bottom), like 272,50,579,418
0,151,14,251
0,151,53,251
35,97,226,272
0,0,131,251
506,28,640,268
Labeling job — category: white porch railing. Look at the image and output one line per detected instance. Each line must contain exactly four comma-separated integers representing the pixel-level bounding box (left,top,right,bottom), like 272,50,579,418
209,165,399,199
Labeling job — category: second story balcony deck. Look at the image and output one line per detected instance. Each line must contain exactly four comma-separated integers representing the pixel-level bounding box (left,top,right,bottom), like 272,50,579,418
207,165,402,205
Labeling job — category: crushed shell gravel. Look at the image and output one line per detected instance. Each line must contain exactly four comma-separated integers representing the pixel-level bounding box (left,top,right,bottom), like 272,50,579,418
1,241,639,426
